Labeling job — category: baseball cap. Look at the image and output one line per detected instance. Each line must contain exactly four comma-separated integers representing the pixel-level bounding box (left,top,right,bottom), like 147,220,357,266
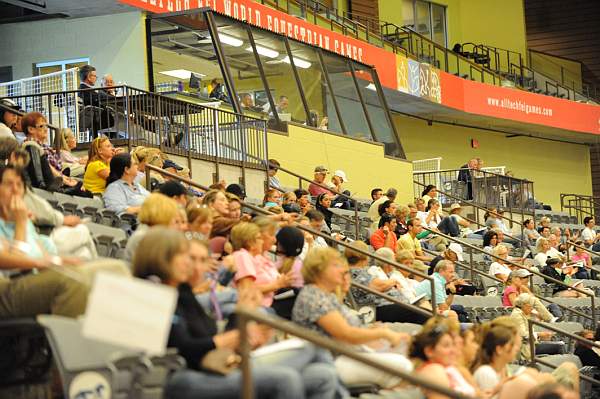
314,165,329,174
510,269,532,279
276,226,305,257
333,170,349,183
448,242,464,262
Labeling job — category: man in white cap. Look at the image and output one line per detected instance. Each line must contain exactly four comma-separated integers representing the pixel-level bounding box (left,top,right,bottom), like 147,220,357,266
328,170,348,193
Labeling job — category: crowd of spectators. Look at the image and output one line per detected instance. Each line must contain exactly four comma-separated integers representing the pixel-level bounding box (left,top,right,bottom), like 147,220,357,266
0,107,595,398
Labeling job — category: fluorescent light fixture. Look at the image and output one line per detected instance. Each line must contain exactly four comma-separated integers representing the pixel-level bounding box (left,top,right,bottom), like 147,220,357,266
281,56,312,69
365,83,377,91
159,69,206,80
218,33,243,47
246,45,279,59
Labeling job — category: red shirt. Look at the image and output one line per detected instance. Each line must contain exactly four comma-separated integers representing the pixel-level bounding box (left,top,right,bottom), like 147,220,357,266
308,182,331,197
370,229,398,252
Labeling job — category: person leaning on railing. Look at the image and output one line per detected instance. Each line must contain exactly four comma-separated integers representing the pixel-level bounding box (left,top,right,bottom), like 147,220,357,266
292,246,413,389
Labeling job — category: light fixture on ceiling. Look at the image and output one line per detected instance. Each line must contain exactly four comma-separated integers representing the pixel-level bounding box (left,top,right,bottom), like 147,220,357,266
218,32,244,47
246,45,279,59
159,69,206,80
281,56,312,69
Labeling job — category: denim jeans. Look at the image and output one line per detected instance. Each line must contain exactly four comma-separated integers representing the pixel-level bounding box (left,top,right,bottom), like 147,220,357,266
165,342,339,399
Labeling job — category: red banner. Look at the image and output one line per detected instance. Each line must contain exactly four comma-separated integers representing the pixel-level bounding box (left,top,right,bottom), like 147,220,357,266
120,0,397,87
441,73,600,135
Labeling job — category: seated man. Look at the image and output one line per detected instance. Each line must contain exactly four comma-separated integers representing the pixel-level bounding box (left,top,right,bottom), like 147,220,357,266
415,260,458,318
293,189,312,215
370,214,397,253
396,218,433,263
581,216,600,251
78,65,115,137
307,165,331,197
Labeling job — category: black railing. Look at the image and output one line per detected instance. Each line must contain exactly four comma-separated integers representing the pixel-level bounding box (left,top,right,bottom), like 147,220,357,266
561,193,600,223
413,168,535,219
1,85,268,186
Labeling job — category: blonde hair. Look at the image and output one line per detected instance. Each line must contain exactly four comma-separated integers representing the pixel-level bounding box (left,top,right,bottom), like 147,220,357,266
230,222,260,251
302,247,344,284
59,128,74,151
87,137,110,166
395,249,415,263
139,193,180,226
132,226,189,283
536,237,549,252
282,191,297,204
253,216,278,233
493,244,508,256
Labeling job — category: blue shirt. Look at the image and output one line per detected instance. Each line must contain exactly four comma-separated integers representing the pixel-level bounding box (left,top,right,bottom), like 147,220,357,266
415,272,447,307
0,219,57,259
103,179,149,215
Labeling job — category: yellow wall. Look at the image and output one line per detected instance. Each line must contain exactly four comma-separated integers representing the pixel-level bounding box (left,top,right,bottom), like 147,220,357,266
395,115,592,210
267,123,414,204
529,51,583,92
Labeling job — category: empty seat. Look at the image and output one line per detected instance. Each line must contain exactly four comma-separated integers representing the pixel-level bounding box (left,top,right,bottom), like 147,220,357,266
87,222,127,257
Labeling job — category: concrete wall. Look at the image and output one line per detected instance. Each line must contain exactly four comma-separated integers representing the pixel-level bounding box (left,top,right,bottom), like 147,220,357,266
0,11,147,88
267,123,414,204
396,114,592,210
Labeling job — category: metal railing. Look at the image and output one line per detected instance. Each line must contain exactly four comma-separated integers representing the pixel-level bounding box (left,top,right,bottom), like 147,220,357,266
420,226,597,325
144,163,440,311
414,168,535,217
413,179,528,249
2,85,268,185
561,194,600,223
235,307,468,399
527,319,600,388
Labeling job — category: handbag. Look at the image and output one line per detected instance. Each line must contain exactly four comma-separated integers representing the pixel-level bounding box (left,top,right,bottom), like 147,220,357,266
200,348,241,375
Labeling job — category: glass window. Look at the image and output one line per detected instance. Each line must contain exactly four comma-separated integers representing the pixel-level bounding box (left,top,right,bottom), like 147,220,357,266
415,1,431,38
246,25,308,126
402,0,415,29
287,40,340,134
321,52,372,141
351,62,401,157
431,3,446,47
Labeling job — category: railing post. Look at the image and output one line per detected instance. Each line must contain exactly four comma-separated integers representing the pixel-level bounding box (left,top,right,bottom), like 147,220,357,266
238,311,254,399
185,103,192,178
212,108,220,182
124,87,132,151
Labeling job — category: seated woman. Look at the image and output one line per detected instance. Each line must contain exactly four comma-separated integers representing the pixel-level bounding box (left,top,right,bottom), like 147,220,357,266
346,242,429,324
103,153,149,216
315,193,333,232
509,293,556,360
21,112,90,197
59,128,87,177
482,230,499,262
541,257,588,298
124,193,186,261
83,137,119,195
232,221,293,309
502,270,556,322
292,246,413,389
271,226,305,319
186,201,213,239
262,188,282,208
488,244,514,283
132,227,338,399
571,241,593,279
203,189,242,238
534,237,564,268
370,199,397,230
411,317,477,398
473,316,579,399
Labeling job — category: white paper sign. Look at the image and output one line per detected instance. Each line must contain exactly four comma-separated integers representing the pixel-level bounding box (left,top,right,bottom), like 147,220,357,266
82,272,177,355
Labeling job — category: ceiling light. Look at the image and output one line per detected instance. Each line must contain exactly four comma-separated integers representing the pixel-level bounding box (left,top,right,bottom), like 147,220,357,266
218,33,243,47
246,45,279,59
281,56,312,69
159,69,205,80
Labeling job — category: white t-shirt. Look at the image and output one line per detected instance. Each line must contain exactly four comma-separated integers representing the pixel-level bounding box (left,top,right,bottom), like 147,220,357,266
582,227,596,244
473,365,500,392
489,262,511,278
425,211,442,229
534,252,549,268
0,123,16,140
547,247,561,258
367,266,417,301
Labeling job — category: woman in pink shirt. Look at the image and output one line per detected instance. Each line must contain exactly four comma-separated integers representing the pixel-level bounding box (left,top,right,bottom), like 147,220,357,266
232,220,293,307
571,240,592,279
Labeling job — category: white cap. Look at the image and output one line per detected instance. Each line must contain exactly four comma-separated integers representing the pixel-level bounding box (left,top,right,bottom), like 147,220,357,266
448,242,464,262
333,170,348,183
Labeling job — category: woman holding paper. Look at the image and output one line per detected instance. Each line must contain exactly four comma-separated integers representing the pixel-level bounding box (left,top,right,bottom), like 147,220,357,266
132,227,339,399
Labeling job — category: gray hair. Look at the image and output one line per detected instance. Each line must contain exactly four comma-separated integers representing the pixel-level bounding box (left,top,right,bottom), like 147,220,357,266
374,247,395,268
514,293,536,308
385,188,398,199
433,259,453,273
